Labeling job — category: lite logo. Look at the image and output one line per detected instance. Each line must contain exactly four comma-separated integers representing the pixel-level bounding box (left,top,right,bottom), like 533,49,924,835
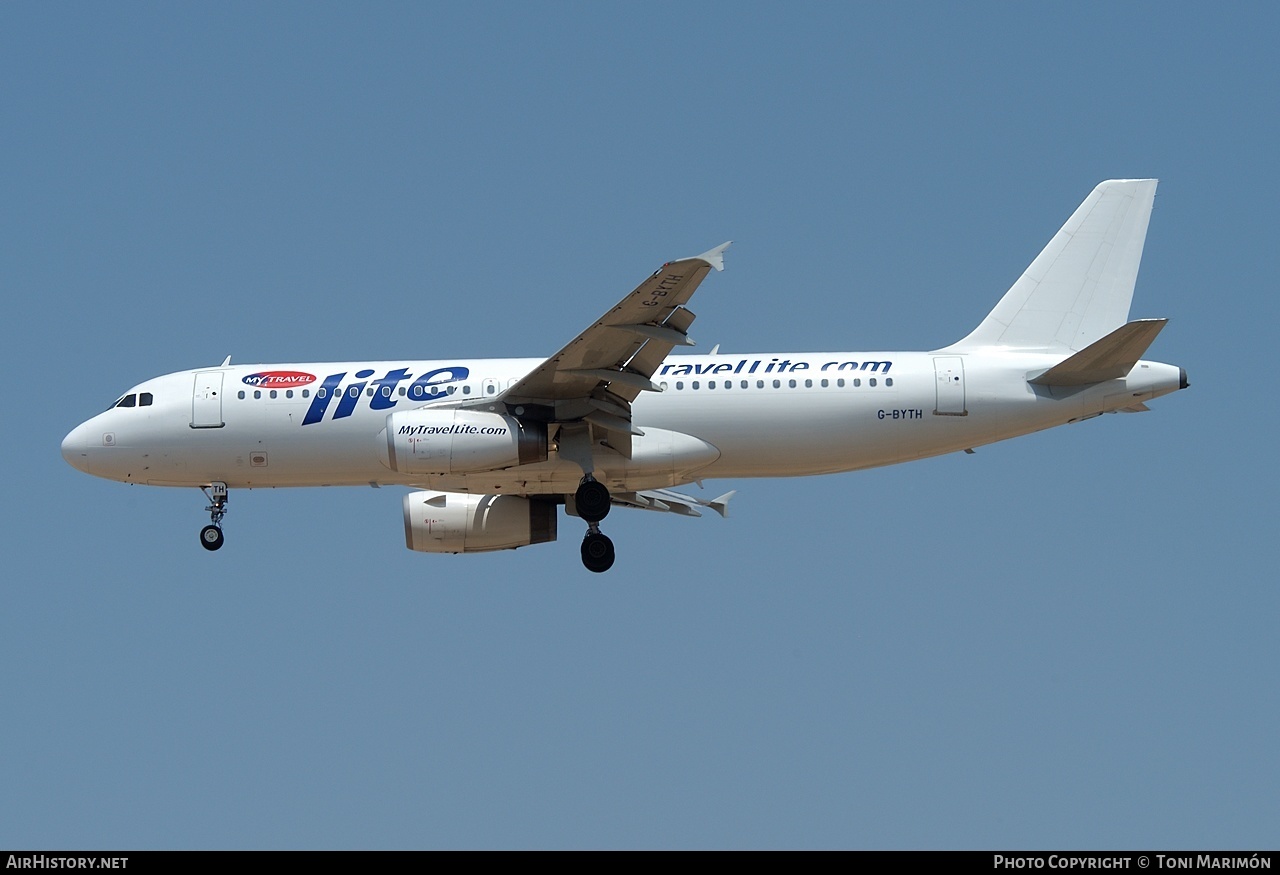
301,366,470,426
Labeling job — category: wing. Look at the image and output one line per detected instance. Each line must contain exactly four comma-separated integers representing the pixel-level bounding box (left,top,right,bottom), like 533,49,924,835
612,488,737,518
461,242,730,456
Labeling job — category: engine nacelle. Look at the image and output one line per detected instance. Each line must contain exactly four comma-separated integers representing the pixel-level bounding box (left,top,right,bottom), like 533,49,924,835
402,490,558,553
378,410,548,475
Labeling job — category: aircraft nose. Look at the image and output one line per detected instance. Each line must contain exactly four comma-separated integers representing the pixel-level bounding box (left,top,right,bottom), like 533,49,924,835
61,422,90,472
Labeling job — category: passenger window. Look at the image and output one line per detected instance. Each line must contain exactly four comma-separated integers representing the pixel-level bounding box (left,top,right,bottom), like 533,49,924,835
463,385,472,395
870,378,877,387
788,379,796,388
708,381,716,389
692,381,700,390
349,386,359,397
804,379,812,388
485,384,495,395
853,379,861,387
366,387,375,397
270,390,278,399
254,390,262,399
398,387,406,396
381,386,391,397
740,381,748,389
238,391,246,400
821,379,829,388
447,386,456,394
676,381,684,390
772,380,780,388
886,378,894,387
286,389,294,399
318,387,328,399
757,380,764,388
302,389,310,398
837,378,845,387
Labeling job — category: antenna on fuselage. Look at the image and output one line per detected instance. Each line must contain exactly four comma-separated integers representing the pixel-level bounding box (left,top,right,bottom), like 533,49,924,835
220,355,232,367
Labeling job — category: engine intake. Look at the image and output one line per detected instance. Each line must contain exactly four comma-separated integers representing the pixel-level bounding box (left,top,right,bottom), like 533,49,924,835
403,491,558,553
379,410,547,475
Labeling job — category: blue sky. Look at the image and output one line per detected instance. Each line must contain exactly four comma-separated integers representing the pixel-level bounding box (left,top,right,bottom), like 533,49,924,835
3,2,1276,849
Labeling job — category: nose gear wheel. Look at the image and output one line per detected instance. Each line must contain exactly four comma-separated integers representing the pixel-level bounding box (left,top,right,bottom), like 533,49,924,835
200,524,224,551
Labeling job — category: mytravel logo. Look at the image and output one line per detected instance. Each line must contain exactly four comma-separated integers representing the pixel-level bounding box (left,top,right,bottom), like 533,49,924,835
242,371,318,388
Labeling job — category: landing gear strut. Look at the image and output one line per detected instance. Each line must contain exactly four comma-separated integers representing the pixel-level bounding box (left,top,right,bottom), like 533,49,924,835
576,476,615,572
199,482,228,551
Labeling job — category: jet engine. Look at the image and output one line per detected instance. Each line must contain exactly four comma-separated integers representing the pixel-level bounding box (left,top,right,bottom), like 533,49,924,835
379,410,548,475
402,490,558,553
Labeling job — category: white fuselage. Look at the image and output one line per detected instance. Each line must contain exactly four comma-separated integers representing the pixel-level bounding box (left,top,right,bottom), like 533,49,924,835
60,350,1185,496
57,181,1187,570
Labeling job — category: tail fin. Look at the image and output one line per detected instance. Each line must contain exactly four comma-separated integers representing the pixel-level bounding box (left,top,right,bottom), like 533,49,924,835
943,179,1158,353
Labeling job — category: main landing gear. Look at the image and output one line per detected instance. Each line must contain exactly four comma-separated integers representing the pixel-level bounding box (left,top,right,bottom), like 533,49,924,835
576,476,614,573
581,527,614,573
199,482,228,552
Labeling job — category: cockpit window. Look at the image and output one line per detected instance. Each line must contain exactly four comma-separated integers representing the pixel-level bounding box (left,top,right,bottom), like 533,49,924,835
108,392,153,410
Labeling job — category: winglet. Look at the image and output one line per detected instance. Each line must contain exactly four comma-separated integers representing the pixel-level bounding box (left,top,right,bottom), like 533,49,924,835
709,490,736,518
689,241,731,272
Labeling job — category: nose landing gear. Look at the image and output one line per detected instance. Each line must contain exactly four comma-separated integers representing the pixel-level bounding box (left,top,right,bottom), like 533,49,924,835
575,477,615,572
199,482,228,552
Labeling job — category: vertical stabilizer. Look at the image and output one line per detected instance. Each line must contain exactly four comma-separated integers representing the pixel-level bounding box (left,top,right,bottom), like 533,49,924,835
944,179,1157,353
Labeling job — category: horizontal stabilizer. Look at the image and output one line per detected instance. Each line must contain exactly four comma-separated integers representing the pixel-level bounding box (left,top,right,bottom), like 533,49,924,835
1030,318,1167,387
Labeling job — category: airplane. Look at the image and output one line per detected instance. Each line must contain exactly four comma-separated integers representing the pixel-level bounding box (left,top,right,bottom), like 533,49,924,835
61,179,1187,573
